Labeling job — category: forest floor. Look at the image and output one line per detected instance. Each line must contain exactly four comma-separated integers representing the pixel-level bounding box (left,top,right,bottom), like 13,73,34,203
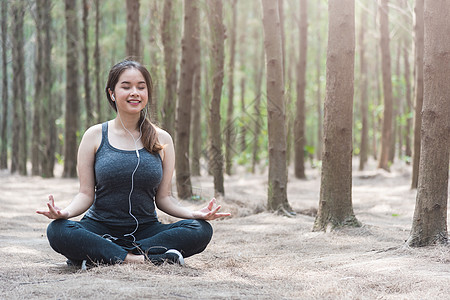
0,158,449,299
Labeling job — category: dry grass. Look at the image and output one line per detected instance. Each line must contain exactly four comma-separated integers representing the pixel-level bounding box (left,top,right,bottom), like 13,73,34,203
0,158,449,299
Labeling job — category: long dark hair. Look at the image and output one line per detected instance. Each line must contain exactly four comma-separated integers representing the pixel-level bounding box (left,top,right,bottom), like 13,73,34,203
105,60,163,154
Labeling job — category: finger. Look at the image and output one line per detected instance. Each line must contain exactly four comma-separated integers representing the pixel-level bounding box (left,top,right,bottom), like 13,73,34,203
47,202,58,214
48,195,55,207
208,198,215,211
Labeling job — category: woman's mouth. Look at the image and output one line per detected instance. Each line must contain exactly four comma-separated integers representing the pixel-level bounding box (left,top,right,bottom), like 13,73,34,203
127,99,141,104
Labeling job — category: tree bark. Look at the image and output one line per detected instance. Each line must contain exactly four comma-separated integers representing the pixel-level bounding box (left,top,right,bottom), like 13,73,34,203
176,0,200,199
1,0,8,170
294,0,308,179
83,0,93,128
358,7,368,171
315,0,323,162
251,29,264,174
11,1,27,175
261,0,292,214
94,0,102,123
225,0,237,176
207,0,225,196
313,0,359,231
411,0,424,189
63,0,80,178
161,0,178,138
32,0,45,176
126,0,141,60
407,0,450,246
40,0,55,178
377,0,394,171
190,0,202,177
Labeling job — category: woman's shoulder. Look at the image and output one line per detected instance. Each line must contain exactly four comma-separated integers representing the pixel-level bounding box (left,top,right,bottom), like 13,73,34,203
154,125,173,146
80,123,104,151
84,123,103,138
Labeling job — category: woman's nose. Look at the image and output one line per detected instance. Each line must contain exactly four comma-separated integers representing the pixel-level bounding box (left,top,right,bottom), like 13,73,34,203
130,86,139,96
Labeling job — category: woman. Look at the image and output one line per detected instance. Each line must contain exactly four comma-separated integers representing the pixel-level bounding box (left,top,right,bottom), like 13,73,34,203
37,60,230,267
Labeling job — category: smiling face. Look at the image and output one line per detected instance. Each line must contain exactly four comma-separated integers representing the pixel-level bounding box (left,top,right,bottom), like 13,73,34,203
110,68,148,115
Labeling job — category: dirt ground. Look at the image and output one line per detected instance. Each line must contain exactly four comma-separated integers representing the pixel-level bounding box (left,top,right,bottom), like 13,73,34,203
1,158,449,299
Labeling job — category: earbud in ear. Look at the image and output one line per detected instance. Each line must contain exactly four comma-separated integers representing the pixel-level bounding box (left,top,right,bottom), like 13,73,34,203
111,94,115,101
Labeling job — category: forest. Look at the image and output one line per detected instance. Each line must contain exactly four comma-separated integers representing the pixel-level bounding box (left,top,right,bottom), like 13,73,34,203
0,0,449,298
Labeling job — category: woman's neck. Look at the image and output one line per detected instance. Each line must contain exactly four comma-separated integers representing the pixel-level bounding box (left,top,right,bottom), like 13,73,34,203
113,114,141,133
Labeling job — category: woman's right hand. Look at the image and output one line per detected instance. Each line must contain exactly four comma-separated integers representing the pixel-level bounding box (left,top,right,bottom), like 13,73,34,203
36,195,69,220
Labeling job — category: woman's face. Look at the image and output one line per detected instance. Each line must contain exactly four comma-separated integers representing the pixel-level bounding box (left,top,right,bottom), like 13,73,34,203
111,68,148,115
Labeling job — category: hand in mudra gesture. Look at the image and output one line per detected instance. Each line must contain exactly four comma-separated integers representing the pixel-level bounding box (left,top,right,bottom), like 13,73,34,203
36,195,69,220
192,198,231,220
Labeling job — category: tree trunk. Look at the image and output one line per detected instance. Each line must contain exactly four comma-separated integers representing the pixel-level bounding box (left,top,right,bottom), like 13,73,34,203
207,0,225,196
11,1,27,175
126,0,141,60
377,0,394,171
83,0,93,128
238,9,248,153
389,41,402,163
294,0,308,179
251,29,264,174
32,0,45,176
40,0,55,178
190,0,202,177
161,0,178,138
358,7,368,171
407,0,450,246
278,0,285,83
313,0,359,231
225,0,237,176
315,0,323,162
176,0,200,199
261,0,292,214
403,35,412,161
148,1,161,122
94,0,102,123
411,0,424,189
63,0,80,178
1,0,8,170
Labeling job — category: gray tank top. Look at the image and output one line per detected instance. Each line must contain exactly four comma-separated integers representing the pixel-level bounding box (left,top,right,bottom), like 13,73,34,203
85,122,163,226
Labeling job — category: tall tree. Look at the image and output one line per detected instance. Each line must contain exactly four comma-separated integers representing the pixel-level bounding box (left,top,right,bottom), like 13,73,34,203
402,0,412,162
294,0,308,179
11,1,27,175
407,0,450,246
0,0,8,170
238,10,248,153
377,0,394,171
126,0,141,60
176,0,200,199
32,0,45,176
94,0,102,123
40,0,55,178
190,1,202,177
225,0,237,175
63,0,80,178
83,0,93,128
261,0,292,214
411,0,424,189
315,1,323,161
251,26,265,174
161,0,178,138
207,0,225,196
358,6,369,171
313,0,359,231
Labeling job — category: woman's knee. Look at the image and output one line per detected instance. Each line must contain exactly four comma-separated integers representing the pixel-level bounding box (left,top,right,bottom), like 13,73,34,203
46,219,78,244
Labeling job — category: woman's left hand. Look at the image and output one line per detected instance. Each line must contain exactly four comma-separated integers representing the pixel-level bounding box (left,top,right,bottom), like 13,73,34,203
192,198,231,220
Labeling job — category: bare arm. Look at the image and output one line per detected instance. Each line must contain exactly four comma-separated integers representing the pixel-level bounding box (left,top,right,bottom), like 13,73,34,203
36,125,101,219
154,129,230,220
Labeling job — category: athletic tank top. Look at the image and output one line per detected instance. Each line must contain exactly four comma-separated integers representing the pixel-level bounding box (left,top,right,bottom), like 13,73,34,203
85,122,163,226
